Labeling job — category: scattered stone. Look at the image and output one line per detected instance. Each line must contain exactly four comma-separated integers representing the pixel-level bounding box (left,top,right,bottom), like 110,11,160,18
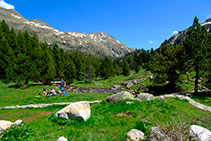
95,82,102,86
136,93,154,101
189,125,211,141
106,91,135,103
13,119,23,125
58,136,68,141
126,82,133,89
149,127,170,141
127,129,145,141
158,96,167,103
55,101,91,121
126,101,134,105
113,85,121,89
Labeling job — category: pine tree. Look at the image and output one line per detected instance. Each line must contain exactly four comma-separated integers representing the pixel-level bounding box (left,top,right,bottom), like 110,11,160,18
122,59,130,76
184,17,209,94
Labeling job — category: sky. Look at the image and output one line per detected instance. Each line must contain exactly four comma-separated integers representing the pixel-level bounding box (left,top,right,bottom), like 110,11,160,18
1,0,211,50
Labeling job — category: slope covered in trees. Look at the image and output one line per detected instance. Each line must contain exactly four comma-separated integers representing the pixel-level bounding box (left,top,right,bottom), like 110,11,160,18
0,17,210,95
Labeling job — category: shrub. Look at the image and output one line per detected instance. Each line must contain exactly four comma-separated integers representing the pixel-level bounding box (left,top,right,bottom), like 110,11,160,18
0,124,33,141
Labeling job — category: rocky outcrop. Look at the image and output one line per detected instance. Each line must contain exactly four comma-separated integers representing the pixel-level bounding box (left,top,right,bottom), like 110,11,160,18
127,129,145,141
158,94,211,112
149,127,170,141
136,93,154,101
106,91,135,103
55,101,91,121
189,125,211,141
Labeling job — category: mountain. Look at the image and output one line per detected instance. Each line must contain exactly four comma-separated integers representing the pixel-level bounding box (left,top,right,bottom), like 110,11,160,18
0,7,134,57
161,19,211,46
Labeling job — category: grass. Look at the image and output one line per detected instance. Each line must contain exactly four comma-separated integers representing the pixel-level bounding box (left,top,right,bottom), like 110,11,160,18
0,81,111,107
72,70,152,89
0,98,210,140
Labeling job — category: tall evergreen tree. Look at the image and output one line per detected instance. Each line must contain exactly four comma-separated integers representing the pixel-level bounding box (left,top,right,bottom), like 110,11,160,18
184,17,209,94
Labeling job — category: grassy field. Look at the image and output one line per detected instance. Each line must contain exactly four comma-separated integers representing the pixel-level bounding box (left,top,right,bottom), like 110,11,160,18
0,81,111,107
72,70,152,89
0,72,210,140
0,98,210,140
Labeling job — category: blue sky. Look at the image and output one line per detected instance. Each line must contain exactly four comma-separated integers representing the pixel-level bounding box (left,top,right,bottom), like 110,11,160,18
2,0,211,50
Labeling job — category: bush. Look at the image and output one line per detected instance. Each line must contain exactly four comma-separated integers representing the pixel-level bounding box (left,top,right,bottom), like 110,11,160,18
0,124,33,141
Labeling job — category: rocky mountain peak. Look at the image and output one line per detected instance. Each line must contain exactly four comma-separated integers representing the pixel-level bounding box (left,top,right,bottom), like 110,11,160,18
0,7,134,57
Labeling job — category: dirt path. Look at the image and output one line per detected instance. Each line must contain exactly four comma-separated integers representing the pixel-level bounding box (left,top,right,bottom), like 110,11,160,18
21,111,53,121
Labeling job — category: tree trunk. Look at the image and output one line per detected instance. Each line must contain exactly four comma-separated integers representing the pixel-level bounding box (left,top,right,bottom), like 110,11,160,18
194,64,199,95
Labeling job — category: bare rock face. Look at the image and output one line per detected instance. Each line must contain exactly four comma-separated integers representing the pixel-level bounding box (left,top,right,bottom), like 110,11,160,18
106,91,135,103
136,93,154,101
149,127,170,141
55,101,91,121
190,125,211,141
127,129,145,141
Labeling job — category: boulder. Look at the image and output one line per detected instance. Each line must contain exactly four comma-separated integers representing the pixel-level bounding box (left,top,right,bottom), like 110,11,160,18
136,93,154,101
149,127,170,141
158,96,167,103
0,120,13,131
55,101,91,121
106,91,134,103
127,129,145,141
190,125,211,141
58,136,68,141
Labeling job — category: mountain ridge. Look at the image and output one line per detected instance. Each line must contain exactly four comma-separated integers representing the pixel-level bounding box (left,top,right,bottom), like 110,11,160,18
161,19,211,46
0,7,134,57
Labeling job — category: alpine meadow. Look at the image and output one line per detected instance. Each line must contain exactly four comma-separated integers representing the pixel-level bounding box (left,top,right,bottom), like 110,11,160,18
0,1,210,141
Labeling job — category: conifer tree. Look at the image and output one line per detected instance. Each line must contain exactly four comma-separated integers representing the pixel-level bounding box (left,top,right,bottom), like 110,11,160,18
184,17,209,94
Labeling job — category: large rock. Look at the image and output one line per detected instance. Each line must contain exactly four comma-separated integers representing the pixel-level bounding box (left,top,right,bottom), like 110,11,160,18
190,125,211,141
58,136,68,141
106,91,135,103
149,127,170,141
136,93,154,101
55,101,91,121
127,129,145,141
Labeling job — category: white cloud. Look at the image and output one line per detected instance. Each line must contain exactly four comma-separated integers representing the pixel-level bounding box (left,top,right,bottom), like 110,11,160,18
149,40,155,44
172,31,178,34
0,0,15,10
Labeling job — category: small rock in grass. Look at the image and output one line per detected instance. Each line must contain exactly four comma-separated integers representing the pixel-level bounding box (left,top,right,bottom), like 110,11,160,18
136,93,154,101
106,91,134,103
13,119,23,125
158,96,167,103
0,120,13,131
189,125,211,141
58,136,68,141
127,129,145,141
